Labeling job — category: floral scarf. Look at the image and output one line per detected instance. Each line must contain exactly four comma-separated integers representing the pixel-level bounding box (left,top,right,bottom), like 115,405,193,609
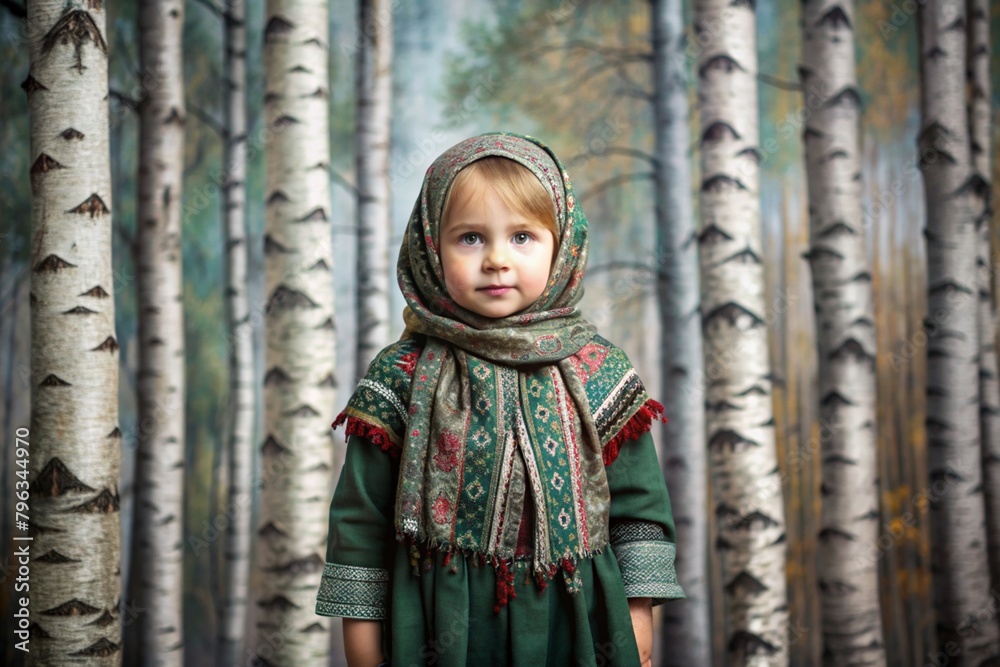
335,133,664,606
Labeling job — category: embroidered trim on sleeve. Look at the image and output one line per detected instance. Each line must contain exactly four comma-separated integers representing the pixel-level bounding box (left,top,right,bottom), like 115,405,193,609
358,378,408,423
315,562,389,620
610,521,665,544
613,540,685,604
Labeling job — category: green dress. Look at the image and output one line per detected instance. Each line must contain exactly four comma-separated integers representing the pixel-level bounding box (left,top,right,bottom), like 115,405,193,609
315,429,683,666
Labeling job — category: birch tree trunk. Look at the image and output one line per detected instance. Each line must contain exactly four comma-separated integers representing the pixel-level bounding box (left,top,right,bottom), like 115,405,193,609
800,1,886,664
25,1,121,664
650,0,709,664
126,0,187,664
920,0,1000,660
355,0,393,377
257,1,337,662
969,0,1000,598
217,0,255,664
694,0,789,663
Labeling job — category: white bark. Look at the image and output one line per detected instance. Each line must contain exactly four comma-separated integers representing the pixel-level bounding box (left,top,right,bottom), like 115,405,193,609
650,0,710,664
127,0,187,664
355,0,393,377
969,0,1000,600
800,1,886,664
920,0,1000,660
257,1,337,662
26,2,121,664
218,0,255,664
694,0,789,663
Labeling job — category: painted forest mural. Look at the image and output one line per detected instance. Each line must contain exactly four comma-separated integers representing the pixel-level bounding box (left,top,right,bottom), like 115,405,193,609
0,0,999,665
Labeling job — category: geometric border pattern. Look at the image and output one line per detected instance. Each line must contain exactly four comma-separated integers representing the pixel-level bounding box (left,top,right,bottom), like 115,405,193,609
315,562,389,620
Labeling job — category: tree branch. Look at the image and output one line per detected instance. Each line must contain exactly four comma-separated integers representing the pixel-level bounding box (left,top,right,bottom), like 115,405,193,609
331,170,360,197
109,89,140,112
579,172,654,203
188,103,225,138
0,0,25,19
758,72,801,91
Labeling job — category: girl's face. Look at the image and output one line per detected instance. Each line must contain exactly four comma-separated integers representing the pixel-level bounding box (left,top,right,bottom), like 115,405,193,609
440,177,556,319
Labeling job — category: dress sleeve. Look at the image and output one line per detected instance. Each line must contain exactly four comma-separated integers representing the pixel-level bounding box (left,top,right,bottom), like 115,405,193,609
606,430,685,606
315,434,397,620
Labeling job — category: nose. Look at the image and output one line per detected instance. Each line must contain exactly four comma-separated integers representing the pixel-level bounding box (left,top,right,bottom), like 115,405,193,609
483,241,509,271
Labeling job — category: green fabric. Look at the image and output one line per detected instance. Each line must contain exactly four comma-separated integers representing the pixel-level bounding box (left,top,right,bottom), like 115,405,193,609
316,430,684,666
339,132,661,586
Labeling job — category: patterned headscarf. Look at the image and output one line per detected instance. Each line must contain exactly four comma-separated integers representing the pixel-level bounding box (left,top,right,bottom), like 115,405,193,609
337,133,664,604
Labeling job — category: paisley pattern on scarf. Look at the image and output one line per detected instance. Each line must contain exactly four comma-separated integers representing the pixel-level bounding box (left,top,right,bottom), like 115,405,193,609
333,133,666,605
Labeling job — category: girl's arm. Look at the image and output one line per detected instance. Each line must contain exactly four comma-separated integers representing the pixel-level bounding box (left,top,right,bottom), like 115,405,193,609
343,618,385,667
628,597,653,667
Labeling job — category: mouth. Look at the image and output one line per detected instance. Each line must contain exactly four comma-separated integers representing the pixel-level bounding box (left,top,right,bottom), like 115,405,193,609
477,285,512,296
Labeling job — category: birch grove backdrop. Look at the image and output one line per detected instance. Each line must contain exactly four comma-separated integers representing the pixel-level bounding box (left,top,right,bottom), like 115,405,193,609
0,0,999,665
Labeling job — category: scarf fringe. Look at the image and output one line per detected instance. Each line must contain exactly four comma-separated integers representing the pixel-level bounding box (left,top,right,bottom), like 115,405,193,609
601,398,668,466
400,536,600,613
331,413,401,458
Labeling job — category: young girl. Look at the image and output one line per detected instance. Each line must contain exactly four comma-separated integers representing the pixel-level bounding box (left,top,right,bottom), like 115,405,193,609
315,132,683,666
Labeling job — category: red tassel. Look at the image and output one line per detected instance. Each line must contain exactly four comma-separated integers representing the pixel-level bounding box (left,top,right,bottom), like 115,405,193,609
601,399,668,466
493,558,517,613
443,551,452,567
332,414,401,457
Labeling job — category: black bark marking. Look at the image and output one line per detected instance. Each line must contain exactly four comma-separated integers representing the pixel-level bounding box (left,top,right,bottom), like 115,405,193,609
706,399,740,413
697,224,735,246
733,511,780,531
295,207,328,223
737,384,768,397
728,630,779,656
264,367,292,386
708,429,761,453
818,579,858,596
261,435,290,457
820,390,856,408
86,610,117,627
944,15,965,31
703,302,766,330
93,336,119,353
701,121,741,143
698,54,744,78
285,404,320,418
258,521,288,538
264,234,292,256
929,468,965,484
264,16,294,42
955,174,989,199
63,305,97,315
288,65,312,74
307,259,330,272
108,426,121,438
164,108,184,125
829,338,875,367
263,553,323,575
263,91,281,104
266,190,291,206
820,149,849,163
716,536,734,551
316,317,336,330
303,86,328,99
271,115,300,129
148,336,166,346
701,174,747,193
29,622,52,638
824,454,858,466
925,45,946,60
803,126,825,141
854,509,880,521
80,285,109,298
317,373,337,388
301,622,326,633
41,599,100,616
770,532,786,545
257,595,300,612
308,161,329,171
68,194,110,217
21,74,48,95
928,279,975,298
818,527,855,542
818,5,851,29
39,374,72,387
724,572,769,596
730,0,755,8
722,246,761,265
818,221,856,237
266,285,318,312
60,127,85,140
65,488,120,513
69,638,120,657
30,153,65,174
34,254,76,272
307,461,331,472
802,246,845,262
35,550,81,564
825,86,861,110
27,520,64,536
41,9,109,73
